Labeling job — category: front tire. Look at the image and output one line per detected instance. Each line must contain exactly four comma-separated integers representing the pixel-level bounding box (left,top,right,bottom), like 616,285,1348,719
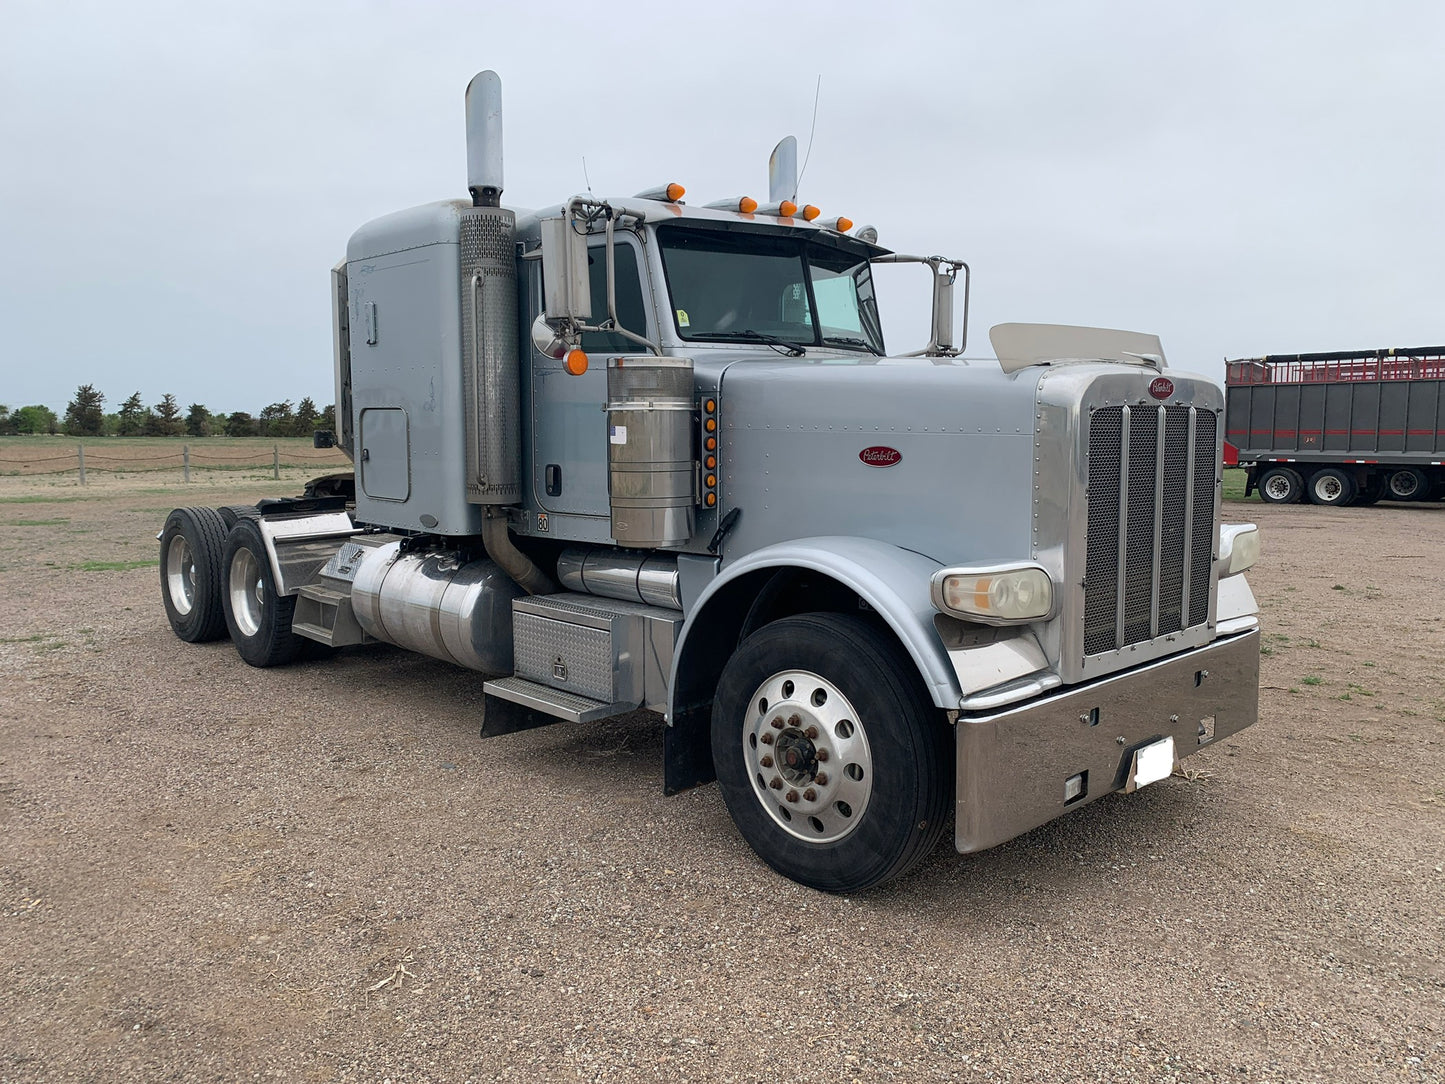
159,507,229,642
711,613,951,892
221,518,304,667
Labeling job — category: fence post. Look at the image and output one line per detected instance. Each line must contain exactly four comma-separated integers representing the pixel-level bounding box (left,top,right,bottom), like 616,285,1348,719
77,443,86,486
183,444,190,484
273,444,280,480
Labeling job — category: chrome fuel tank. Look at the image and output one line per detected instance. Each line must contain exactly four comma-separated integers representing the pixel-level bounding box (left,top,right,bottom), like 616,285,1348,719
352,541,523,674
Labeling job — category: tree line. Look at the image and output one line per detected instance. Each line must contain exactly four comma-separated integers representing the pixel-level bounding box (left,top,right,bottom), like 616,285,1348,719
0,385,337,438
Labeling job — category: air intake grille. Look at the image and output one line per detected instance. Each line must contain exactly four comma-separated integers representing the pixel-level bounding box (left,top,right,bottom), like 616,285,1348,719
1083,404,1217,657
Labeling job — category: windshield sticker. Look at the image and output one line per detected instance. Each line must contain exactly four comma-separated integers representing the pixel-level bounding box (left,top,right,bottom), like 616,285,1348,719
676,309,690,327
609,424,628,445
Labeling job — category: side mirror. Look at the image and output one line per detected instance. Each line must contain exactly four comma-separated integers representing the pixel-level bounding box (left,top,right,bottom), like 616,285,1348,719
540,215,592,322
530,313,569,360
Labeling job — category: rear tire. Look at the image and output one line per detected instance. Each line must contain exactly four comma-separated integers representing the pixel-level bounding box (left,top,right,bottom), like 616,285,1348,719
1257,467,1304,504
1386,468,1428,501
221,518,305,667
159,507,229,642
711,613,952,893
1306,468,1355,506
1355,474,1386,506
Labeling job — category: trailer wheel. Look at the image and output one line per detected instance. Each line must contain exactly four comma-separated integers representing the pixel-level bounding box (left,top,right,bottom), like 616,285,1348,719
1257,467,1304,504
1306,468,1356,506
221,518,305,667
1355,474,1386,506
159,507,230,642
1385,468,1428,501
711,613,951,892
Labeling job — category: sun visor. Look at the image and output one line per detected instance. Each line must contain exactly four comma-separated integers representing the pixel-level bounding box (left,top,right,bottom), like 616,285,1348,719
990,323,1167,374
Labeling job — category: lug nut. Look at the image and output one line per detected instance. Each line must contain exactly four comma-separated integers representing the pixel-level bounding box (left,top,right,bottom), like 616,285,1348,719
803,789,817,802
770,717,785,730
760,755,774,768
804,725,819,740
787,714,801,727
769,778,784,790
785,790,799,803
760,732,774,745
814,772,828,785
815,749,829,762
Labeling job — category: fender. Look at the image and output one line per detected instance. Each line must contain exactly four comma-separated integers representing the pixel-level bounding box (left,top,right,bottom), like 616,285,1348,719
670,536,962,717
661,537,965,792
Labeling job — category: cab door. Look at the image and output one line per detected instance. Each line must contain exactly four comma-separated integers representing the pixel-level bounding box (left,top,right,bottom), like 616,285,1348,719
528,237,653,519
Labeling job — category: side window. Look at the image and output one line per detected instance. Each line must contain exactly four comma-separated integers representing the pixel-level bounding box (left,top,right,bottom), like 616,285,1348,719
810,273,863,334
581,243,647,354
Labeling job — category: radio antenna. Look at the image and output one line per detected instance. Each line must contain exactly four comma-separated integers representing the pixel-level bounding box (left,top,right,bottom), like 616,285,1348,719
794,75,822,200
582,156,593,196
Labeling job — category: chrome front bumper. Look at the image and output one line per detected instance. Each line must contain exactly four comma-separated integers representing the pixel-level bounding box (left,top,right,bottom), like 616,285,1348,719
954,630,1260,853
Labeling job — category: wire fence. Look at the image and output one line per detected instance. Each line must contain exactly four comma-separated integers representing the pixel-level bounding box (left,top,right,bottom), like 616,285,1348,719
0,443,352,481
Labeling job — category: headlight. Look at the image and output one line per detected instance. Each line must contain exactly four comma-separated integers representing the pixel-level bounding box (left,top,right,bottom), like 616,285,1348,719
1218,523,1261,577
930,564,1054,624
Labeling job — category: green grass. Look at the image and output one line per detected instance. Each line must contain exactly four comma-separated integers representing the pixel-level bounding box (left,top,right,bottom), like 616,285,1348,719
1301,675,1324,686
70,559,158,572
1222,468,1250,503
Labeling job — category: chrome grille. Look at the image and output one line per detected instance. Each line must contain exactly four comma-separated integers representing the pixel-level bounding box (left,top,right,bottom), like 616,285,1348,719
1083,404,1216,656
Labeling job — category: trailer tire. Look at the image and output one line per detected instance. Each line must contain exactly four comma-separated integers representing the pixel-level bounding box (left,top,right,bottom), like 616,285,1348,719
711,613,951,893
1257,467,1304,504
1385,468,1428,501
159,507,230,643
1355,474,1386,506
1306,468,1355,506
221,518,305,668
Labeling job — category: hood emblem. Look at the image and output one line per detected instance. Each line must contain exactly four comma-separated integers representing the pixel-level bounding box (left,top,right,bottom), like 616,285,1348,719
859,446,902,467
1148,377,1174,400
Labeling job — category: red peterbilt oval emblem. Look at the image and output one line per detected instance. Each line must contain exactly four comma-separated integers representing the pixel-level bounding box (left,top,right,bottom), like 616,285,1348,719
1148,377,1174,400
859,446,902,467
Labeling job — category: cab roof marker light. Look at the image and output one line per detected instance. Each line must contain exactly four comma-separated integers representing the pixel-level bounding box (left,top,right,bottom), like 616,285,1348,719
827,216,854,233
799,204,822,221
757,200,798,218
853,224,879,244
635,182,686,203
704,196,759,214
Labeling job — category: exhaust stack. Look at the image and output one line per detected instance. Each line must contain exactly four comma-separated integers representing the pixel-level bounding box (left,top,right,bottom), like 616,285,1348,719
465,70,504,206
768,135,797,204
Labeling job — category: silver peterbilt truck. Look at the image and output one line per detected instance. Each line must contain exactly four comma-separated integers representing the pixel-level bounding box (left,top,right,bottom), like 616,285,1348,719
159,72,1262,892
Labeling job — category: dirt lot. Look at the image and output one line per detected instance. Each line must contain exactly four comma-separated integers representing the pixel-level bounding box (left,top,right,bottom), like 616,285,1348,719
1,473,1441,1083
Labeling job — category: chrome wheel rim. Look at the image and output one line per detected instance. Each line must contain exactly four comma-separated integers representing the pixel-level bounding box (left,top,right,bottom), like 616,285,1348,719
742,669,873,843
1263,474,1293,501
1315,476,1343,502
228,547,264,638
165,535,196,616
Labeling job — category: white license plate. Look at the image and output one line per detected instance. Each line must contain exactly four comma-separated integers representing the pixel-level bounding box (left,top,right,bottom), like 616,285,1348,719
1127,736,1176,792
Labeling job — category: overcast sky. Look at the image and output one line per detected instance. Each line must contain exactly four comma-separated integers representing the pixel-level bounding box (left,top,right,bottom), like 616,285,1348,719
2,0,1442,416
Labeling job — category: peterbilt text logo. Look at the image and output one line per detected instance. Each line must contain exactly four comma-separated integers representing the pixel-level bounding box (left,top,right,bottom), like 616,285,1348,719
1148,377,1175,400
859,446,902,467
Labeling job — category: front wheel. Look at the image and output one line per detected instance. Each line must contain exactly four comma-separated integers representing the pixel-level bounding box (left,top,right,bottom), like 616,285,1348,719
711,613,952,892
221,518,305,667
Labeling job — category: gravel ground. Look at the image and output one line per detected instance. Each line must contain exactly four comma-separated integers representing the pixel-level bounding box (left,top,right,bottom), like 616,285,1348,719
1,473,1441,1083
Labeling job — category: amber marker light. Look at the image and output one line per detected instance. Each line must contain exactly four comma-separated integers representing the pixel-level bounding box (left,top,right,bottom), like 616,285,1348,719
738,196,758,213
704,398,716,413
705,493,717,507
667,182,686,201
705,436,717,451
800,204,821,221
564,349,589,376
705,455,716,469
705,417,717,432
833,216,854,233
778,200,798,217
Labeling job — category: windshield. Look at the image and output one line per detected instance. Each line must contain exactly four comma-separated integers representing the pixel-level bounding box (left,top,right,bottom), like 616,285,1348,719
657,225,885,355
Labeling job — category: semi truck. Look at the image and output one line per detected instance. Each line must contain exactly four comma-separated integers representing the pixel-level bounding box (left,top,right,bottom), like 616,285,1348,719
1226,346,1445,505
158,71,1262,892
